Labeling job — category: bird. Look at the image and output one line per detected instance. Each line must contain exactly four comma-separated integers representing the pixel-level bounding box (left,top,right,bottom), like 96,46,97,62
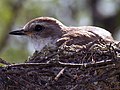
9,17,114,51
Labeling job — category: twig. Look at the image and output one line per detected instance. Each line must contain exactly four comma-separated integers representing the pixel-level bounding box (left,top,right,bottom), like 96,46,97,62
70,85,78,90
54,67,67,81
0,58,11,65
4,58,120,69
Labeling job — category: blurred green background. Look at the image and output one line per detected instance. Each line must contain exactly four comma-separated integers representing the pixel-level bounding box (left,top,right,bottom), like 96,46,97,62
0,0,120,63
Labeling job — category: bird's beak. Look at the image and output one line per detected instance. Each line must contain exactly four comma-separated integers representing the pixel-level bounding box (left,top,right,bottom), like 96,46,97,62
9,29,28,35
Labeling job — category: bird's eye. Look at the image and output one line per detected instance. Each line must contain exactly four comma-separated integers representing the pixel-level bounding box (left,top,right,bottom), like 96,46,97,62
34,25,45,32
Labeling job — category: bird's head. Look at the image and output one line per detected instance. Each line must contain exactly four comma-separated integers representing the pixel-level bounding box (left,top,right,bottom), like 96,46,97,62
9,17,66,51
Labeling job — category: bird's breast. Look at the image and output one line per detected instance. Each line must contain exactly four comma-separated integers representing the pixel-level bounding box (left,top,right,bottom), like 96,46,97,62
30,36,57,51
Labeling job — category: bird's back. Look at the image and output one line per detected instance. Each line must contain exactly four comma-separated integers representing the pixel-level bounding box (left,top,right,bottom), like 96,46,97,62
57,26,114,47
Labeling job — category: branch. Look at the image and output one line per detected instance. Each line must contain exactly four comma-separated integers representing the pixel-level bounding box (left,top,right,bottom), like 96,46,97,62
5,58,120,69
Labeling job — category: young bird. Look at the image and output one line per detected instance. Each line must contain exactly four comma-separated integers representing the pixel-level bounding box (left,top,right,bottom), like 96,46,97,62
9,17,114,51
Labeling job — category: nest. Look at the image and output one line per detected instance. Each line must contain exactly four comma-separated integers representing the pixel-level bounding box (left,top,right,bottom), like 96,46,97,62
0,39,120,90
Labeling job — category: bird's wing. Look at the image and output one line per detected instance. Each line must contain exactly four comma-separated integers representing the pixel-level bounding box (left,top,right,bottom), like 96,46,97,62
56,26,113,47
78,26,114,41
